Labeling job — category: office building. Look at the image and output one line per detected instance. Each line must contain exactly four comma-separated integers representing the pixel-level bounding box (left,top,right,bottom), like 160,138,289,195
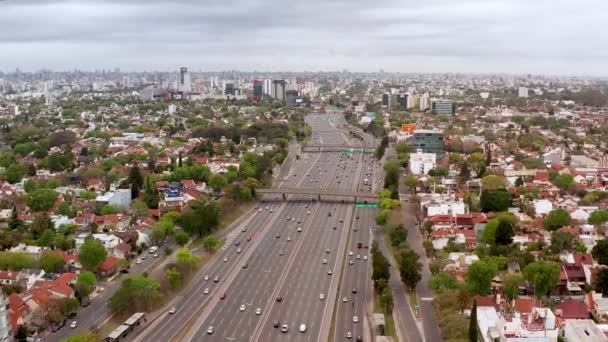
407,93,418,109
412,129,444,155
397,93,408,108
286,90,302,106
409,150,437,176
382,93,390,107
431,100,456,115
0,293,11,342
272,80,286,101
225,82,236,96
419,93,430,111
518,86,529,98
264,78,273,95
178,67,191,93
253,80,264,101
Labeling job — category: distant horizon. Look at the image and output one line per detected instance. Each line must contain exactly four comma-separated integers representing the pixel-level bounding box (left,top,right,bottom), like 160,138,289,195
1,68,607,80
2,0,608,78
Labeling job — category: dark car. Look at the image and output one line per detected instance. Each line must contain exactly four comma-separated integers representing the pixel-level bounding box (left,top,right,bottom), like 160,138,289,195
220,293,226,300
273,321,280,328
276,297,283,302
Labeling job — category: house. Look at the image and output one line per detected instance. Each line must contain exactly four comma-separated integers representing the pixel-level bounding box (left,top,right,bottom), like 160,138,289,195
75,233,124,257
0,271,20,286
476,305,558,342
533,199,553,217
556,298,589,320
96,189,132,208
96,256,118,278
562,319,607,342
9,244,45,260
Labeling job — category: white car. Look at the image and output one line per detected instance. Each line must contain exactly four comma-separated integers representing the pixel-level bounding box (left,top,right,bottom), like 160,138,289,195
297,227,302,232
203,288,209,294
223,257,229,262
348,251,354,256
327,269,333,275
299,324,306,333
213,276,220,282
349,260,354,265
169,307,176,314
236,248,242,254
153,253,159,258
207,326,214,335
342,297,348,303
135,258,142,264
319,293,325,300
70,321,78,329
255,308,262,315
363,255,368,260
353,316,359,323
356,255,361,259
322,259,328,264
281,325,288,333
346,331,352,339
203,275,209,281
240,304,246,312
287,237,291,242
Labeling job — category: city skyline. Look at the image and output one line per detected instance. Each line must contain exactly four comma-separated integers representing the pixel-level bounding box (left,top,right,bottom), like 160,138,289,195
1,0,608,76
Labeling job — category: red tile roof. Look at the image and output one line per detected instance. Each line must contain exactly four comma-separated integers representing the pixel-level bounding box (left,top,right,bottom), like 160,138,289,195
556,298,589,319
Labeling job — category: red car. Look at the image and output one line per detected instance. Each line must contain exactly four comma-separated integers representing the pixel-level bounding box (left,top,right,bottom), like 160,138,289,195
220,293,226,300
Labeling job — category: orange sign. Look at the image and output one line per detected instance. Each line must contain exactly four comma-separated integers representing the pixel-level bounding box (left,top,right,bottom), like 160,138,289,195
401,124,416,133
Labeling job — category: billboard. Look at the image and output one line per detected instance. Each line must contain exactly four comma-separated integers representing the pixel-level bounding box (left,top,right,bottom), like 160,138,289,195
401,124,416,133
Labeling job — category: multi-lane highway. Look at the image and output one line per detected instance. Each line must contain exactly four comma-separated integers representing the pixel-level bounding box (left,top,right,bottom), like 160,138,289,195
133,111,380,342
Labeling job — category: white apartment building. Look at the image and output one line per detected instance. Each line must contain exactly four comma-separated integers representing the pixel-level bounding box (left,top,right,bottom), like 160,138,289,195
409,150,436,176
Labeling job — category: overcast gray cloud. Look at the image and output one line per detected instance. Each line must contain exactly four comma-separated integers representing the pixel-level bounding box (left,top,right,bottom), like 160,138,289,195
1,0,607,75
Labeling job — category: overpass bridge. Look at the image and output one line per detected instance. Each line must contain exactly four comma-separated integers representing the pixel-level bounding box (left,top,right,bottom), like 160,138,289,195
301,144,375,153
257,187,377,202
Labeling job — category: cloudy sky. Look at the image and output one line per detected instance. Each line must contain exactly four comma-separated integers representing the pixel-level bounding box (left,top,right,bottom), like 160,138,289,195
1,0,607,75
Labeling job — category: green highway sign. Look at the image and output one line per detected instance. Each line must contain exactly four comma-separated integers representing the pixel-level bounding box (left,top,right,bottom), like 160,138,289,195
355,203,378,208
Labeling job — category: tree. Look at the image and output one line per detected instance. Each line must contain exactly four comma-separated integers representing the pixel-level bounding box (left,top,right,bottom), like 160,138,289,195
503,274,523,301
403,174,418,190
388,224,408,247
429,273,458,293
8,206,24,230
59,333,99,342
398,248,422,290
481,175,507,190
75,270,97,301
128,165,144,188
482,219,499,245
175,231,189,246
588,210,608,232
542,208,571,231
31,214,54,239
208,174,227,192
39,250,65,273
466,259,498,295
152,223,167,244
494,219,514,246
469,300,478,342
202,235,221,253
480,189,512,213
78,238,107,271
0,252,35,270
80,190,97,200
26,188,59,212
515,176,524,187
380,287,394,313
553,173,574,190
165,267,181,289
5,163,26,184
132,200,150,218
523,261,560,299
592,240,608,266
101,204,119,215
594,268,608,295
181,201,219,236
372,248,390,289
460,162,470,181
61,297,80,317
549,230,576,254
108,275,160,313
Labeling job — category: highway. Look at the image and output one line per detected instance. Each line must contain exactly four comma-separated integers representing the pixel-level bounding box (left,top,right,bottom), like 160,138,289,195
133,112,379,342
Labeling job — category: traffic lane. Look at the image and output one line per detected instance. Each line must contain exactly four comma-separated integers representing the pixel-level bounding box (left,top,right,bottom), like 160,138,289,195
259,211,338,341
257,203,349,342
197,201,316,341
193,201,313,340
335,209,371,342
137,202,285,341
